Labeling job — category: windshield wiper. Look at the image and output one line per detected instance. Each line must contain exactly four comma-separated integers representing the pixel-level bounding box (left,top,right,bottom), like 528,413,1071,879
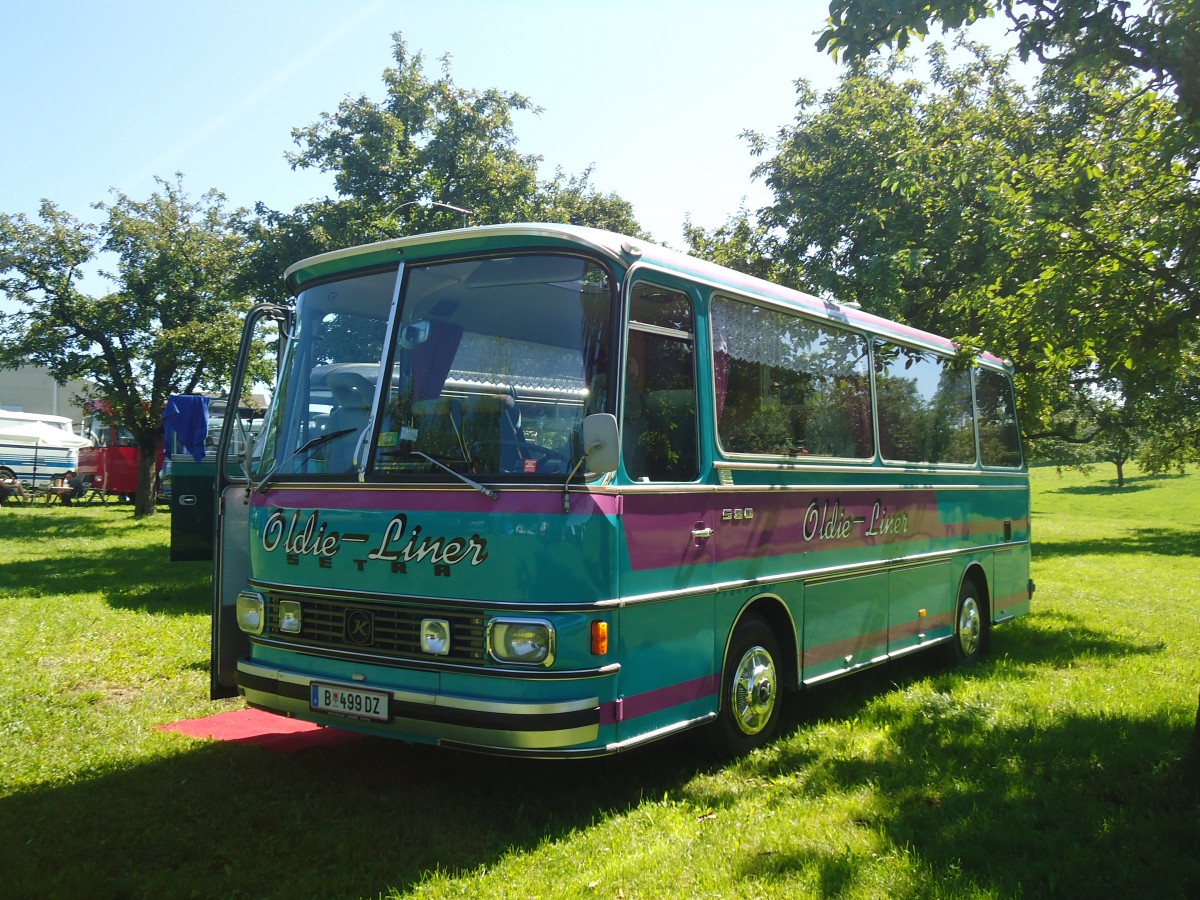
411,451,498,501
294,428,356,457
252,428,357,493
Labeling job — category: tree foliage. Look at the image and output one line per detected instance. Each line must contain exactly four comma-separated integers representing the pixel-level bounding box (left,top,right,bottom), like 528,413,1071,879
689,42,1200,468
0,176,252,515
817,0,1200,130
244,34,643,303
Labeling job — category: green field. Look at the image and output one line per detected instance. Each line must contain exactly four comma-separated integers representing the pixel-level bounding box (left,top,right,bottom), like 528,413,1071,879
1,465,1197,898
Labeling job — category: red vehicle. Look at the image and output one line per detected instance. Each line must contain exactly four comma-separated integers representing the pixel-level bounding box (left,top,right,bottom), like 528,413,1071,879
77,402,165,500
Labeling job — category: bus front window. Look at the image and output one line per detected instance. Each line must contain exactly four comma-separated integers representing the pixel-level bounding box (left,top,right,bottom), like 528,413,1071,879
373,254,612,479
254,254,613,483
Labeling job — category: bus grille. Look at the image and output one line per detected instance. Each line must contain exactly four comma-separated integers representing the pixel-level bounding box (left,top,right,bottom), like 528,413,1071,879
264,594,487,664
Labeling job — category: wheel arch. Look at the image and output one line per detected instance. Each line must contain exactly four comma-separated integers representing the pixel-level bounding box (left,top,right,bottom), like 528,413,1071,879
725,593,799,693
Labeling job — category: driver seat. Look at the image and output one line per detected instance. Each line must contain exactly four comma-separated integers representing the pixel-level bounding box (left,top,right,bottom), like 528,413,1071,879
325,371,374,472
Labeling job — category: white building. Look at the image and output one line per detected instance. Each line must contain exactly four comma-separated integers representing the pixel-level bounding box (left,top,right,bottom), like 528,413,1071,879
0,365,91,426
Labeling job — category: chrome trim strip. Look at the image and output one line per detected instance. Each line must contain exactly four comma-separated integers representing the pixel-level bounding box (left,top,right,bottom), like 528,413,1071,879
253,477,1027,495
255,480,588,493
439,712,716,758
604,713,715,752
705,472,1030,489
248,637,621,680
247,578,615,614
802,640,950,686
598,541,1030,608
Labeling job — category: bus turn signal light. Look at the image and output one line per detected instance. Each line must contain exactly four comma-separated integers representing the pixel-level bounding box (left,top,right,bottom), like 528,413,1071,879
591,621,609,655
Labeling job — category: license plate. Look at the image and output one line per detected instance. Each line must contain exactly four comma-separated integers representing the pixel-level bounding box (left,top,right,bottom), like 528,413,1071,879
310,683,389,721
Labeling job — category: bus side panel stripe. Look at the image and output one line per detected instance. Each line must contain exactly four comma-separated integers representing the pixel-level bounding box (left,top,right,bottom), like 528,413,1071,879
600,673,720,725
624,489,1029,572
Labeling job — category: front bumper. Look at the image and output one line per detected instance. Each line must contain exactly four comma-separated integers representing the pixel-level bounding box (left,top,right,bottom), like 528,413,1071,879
237,659,604,753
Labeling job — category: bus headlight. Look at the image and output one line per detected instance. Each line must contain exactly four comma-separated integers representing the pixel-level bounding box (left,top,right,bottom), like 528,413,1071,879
488,618,554,666
278,600,302,634
236,591,265,635
421,618,451,655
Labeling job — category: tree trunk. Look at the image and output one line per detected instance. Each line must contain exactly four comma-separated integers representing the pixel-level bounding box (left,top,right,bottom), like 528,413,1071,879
1115,458,1125,488
133,435,161,518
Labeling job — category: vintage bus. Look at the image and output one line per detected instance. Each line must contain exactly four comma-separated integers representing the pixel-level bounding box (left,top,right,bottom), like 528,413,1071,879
211,224,1032,758
78,400,175,500
78,401,143,499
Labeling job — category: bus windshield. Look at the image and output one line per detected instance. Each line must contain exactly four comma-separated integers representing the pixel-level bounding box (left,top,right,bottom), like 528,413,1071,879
253,252,613,481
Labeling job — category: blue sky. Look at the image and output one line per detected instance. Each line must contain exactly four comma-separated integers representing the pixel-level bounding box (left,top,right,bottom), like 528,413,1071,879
3,1,1011,255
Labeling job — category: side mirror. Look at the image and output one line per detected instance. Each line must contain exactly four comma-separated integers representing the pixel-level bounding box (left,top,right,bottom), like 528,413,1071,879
582,413,619,475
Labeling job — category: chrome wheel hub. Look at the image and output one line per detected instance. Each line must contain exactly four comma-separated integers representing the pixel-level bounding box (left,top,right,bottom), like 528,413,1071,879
957,596,982,656
732,645,777,735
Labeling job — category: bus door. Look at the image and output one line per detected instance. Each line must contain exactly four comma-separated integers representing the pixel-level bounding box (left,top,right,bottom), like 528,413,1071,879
614,279,716,737
211,304,290,699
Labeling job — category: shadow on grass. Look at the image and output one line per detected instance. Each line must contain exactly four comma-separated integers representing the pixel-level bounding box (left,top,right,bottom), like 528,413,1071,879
2,507,210,615
1044,471,1189,496
1033,524,1200,561
0,731,705,899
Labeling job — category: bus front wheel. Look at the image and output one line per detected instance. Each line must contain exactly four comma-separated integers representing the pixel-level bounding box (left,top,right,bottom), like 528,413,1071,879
947,578,987,666
706,614,783,757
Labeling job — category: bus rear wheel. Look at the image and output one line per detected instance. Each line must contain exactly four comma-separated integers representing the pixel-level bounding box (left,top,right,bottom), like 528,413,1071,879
706,614,783,758
947,578,987,666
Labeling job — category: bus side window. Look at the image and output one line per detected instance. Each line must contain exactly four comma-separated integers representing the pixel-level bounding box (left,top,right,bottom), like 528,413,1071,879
624,283,698,482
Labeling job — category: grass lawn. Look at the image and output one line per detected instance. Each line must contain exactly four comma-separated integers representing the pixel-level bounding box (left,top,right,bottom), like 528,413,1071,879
1,465,1197,899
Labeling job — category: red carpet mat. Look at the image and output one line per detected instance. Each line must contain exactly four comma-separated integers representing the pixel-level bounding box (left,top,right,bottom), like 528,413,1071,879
157,708,361,752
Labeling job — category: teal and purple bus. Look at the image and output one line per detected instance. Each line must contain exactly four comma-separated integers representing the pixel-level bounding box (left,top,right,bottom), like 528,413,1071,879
211,224,1031,757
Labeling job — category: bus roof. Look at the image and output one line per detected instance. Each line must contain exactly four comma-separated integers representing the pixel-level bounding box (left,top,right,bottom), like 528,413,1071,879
283,223,1007,368
0,409,74,426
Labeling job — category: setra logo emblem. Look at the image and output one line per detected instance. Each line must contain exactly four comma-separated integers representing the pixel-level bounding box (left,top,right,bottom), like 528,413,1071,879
345,609,374,645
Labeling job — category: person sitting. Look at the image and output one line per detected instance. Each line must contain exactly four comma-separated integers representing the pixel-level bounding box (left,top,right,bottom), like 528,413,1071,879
51,471,87,505
0,477,27,506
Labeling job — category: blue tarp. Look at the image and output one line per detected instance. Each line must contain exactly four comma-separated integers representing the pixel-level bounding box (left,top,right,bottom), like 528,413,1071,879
163,395,211,462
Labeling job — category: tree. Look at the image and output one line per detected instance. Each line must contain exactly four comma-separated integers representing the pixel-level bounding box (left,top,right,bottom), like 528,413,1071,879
0,176,252,516
689,43,1200,469
817,0,1200,131
245,33,644,300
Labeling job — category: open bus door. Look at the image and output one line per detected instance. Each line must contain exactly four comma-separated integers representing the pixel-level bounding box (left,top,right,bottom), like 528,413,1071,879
210,304,290,699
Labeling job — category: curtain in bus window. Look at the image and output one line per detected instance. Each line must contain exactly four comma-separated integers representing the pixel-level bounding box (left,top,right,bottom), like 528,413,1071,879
711,296,873,459
874,342,976,465
411,320,464,401
976,368,1023,467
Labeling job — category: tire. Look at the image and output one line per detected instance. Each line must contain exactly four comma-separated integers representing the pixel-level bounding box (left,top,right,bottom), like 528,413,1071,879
0,466,15,480
947,577,987,666
706,613,783,758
